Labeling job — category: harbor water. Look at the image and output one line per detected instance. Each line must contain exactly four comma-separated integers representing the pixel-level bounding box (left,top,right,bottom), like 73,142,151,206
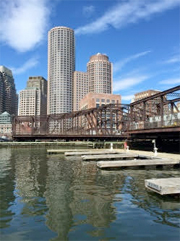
0,147,180,241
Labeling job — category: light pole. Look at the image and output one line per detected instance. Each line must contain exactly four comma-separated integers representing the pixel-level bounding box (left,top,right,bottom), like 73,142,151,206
152,139,158,156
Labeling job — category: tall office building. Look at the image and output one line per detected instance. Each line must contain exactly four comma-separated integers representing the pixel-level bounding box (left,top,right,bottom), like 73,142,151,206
87,53,112,94
47,26,75,115
19,76,47,116
0,66,18,115
0,73,3,114
73,71,88,111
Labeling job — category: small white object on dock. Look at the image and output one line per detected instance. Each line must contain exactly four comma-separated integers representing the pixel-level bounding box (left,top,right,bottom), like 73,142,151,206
145,178,180,195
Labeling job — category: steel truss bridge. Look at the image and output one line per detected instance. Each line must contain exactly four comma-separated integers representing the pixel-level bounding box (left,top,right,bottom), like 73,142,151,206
12,85,180,141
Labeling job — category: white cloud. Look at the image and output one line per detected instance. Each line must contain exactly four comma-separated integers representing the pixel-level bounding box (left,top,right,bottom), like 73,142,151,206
113,75,148,92
10,57,39,75
121,95,134,101
75,0,180,35
159,78,180,85
164,55,180,64
113,50,151,73
83,5,95,17
0,0,51,52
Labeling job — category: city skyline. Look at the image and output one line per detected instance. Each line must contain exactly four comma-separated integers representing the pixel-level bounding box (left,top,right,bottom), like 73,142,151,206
0,0,180,103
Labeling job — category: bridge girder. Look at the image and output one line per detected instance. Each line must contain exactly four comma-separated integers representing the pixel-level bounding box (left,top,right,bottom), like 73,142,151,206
12,85,180,140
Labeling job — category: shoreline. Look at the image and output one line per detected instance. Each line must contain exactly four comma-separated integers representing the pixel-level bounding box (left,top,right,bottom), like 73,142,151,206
0,141,179,160
0,141,124,149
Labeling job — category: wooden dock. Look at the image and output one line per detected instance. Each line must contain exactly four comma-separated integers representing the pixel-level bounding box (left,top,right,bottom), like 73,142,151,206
65,150,122,156
47,149,78,154
47,149,92,154
97,158,180,169
145,178,180,195
47,149,121,155
82,153,138,161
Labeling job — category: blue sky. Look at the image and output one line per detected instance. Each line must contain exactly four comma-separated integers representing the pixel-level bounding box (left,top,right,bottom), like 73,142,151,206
0,0,180,103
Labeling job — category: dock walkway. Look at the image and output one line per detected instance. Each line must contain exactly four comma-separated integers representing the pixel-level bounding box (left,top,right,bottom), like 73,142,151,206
145,178,180,195
126,150,180,161
47,149,122,155
65,150,121,156
97,158,180,169
82,153,138,161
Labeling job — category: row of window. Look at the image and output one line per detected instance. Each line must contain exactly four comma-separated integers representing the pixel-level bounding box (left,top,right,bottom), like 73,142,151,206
96,99,117,103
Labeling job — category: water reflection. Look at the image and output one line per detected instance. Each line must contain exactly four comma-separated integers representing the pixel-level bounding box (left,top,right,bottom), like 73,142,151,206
0,148,55,241
0,148,15,229
14,149,47,200
100,169,180,228
45,155,73,241
0,148,180,241
44,156,126,240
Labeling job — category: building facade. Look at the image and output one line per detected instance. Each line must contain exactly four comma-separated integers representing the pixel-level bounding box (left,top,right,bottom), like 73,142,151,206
131,89,167,117
0,112,12,139
0,72,3,114
133,90,160,102
19,76,47,116
47,26,75,115
73,71,88,111
87,53,112,94
0,66,18,115
80,92,121,110
79,93,121,134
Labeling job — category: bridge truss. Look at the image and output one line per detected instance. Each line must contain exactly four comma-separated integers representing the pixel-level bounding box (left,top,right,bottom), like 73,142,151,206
12,85,180,140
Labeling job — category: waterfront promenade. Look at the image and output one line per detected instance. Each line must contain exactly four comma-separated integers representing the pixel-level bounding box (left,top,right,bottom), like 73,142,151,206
127,149,180,161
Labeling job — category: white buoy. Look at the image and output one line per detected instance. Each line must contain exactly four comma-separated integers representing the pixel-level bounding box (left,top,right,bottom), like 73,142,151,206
110,143,113,150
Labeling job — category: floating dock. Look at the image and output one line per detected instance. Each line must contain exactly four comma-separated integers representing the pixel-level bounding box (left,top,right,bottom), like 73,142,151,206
47,149,93,154
48,149,123,155
82,153,138,161
65,150,123,156
47,149,73,154
97,158,180,169
145,178,180,195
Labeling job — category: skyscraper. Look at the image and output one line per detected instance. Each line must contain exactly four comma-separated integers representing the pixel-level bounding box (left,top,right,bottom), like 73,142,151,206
47,26,75,115
73,71,88,111
0,73,3,114
0,66,18,115
19,76,47,116
87,53,112,94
